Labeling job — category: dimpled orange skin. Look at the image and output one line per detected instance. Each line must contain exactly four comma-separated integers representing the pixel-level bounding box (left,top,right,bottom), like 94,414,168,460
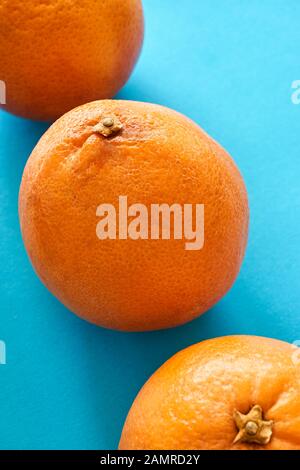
0,0,144,121
119,336,300,450
19,100,248,331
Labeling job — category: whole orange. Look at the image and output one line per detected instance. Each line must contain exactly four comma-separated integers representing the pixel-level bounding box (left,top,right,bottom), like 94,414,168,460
0,0,144,121
119,336,300,450
19,100,248,331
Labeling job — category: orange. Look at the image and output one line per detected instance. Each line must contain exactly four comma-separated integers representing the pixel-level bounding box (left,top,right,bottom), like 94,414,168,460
19,100,248,331
0,0,144,121
119,336,300,450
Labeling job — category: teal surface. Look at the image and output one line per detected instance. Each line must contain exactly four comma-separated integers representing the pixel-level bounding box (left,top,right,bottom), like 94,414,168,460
1,0,300,449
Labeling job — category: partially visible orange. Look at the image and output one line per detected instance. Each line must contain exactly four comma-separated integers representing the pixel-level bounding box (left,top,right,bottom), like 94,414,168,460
119,336,300,450
0,0,144,121
19,100,248,331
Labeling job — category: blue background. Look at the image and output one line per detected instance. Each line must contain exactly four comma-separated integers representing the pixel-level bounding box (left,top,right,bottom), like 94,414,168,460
0,0,300,450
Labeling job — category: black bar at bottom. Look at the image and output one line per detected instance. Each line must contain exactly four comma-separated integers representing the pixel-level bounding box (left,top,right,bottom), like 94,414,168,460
0,450,299,464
